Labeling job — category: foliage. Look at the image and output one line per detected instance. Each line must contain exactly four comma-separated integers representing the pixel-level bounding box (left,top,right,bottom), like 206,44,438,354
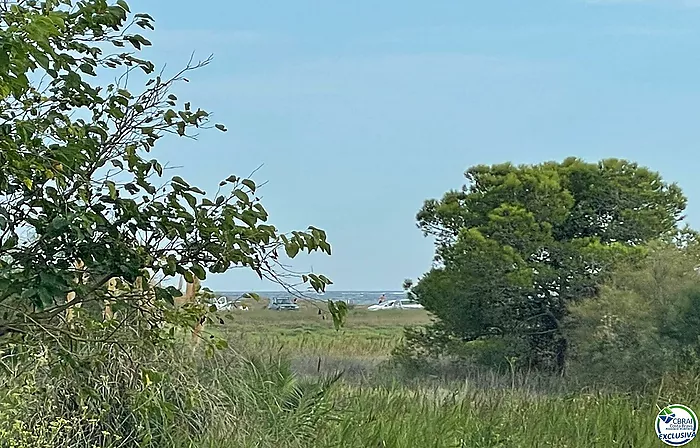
413,158,687,371
0,340,341,447
0,1,344,445
327,299,348,331
0,0,336,344
566,239,700,389
7,335,696,448
1,275,699,447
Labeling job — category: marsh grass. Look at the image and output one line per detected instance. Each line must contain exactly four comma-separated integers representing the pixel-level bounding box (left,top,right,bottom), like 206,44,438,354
321,385,667,447
1,303,697,447
211,303,700,447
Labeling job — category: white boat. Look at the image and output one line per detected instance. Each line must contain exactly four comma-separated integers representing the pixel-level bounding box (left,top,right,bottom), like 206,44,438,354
209,296,249,311
210,296,236,311
367,299,424,311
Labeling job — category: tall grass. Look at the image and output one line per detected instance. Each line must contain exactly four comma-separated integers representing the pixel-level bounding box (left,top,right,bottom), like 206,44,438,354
1,342,696,447
0,340,345,448
1,305,697,447
320,385,667,447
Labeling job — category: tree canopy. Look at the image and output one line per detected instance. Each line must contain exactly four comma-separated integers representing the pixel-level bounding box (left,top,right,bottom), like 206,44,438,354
0,0,333,344
413,158,687,371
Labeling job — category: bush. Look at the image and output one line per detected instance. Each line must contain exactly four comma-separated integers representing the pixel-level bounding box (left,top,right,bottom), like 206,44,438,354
566,241,700,390
392,322,529,382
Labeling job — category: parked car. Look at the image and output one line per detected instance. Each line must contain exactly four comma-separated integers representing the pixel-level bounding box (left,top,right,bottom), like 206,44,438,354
267,297,300,311
367,299,424,311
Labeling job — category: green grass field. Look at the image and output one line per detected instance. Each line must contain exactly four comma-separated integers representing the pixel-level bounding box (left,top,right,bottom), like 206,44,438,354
190,300,700,447
220,300,432,357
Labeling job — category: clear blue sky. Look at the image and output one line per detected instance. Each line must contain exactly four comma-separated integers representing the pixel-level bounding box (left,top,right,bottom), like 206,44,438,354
129,0,700,291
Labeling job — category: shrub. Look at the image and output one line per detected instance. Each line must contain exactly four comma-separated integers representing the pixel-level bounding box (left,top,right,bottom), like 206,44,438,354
566,240,700,390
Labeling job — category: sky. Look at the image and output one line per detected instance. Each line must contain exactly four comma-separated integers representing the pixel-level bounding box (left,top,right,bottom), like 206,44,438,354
126,0,700,292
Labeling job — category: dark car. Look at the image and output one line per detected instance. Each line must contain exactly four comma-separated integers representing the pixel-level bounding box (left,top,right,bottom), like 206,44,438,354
266,297,300,311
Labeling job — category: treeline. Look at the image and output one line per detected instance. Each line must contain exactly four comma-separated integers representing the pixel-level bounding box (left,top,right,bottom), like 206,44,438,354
399,158,700,390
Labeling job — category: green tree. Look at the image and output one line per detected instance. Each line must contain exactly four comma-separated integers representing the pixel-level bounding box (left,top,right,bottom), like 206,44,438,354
566,235,700,389
413,158,686,371
0,0,334,342
0,2,342,445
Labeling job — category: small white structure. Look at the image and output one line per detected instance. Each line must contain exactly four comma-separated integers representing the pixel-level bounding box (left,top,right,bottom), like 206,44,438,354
210,296,236,311
367,299,424,311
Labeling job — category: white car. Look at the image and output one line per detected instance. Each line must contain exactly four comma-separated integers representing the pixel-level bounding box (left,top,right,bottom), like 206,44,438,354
267,297,300,311
367,299,424,311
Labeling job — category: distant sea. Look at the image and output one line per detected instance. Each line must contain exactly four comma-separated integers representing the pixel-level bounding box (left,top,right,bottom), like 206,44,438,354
214,290,406,306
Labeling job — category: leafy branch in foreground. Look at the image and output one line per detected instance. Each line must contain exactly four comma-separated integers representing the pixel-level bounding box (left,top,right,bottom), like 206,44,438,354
0,0,337,343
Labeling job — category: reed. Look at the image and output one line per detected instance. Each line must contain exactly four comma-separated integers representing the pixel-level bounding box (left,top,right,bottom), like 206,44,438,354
1,300,696,447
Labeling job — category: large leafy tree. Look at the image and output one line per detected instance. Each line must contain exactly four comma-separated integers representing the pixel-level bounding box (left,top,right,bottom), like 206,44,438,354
0,0,333,342
414,158,687,371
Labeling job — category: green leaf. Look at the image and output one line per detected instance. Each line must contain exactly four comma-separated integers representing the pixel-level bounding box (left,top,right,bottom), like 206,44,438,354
191,263,206,281
215,124,227,132
33,51,50,70
172,176,189,187
125,34,152,50
327,300,348,331
106,181,117,199
176,122,186,136
242,179,256,191
163,109,177,123
240,211,257,227
166,286,183,298
285,242,299,258
50,216,68,231
183,192,197,209
0,49,9,72
116,0,130,11
234,190,249,203
79,63,96,76
155,287,175,306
